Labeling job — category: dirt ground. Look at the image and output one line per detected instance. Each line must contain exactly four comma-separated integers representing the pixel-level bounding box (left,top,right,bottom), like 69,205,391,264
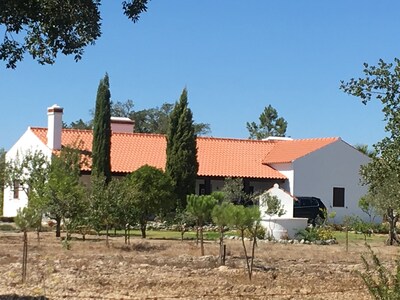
0,231,399,300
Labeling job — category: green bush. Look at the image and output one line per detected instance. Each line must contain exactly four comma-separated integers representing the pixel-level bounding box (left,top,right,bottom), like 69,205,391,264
0,223,17,231
243,226,266,240
295,226,335,242
295,227,320,242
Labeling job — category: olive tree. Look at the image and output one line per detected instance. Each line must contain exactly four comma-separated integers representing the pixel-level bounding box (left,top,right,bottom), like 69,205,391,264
340,58,400,245
126,165,175,238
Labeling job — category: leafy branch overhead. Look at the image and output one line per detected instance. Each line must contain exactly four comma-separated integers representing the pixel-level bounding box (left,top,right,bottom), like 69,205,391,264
0,0,150,68
340,58,400,245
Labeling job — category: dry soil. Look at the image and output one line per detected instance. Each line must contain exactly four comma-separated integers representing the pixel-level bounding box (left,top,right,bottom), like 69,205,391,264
0,231,398,299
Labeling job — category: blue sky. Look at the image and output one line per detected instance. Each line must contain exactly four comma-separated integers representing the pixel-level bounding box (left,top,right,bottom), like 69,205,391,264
1,1,399,151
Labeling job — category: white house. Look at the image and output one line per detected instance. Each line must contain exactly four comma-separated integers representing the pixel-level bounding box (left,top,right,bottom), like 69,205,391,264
3,105,371,224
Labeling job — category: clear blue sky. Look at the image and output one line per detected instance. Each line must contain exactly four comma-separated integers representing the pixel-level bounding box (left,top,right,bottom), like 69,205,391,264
1,1,399,151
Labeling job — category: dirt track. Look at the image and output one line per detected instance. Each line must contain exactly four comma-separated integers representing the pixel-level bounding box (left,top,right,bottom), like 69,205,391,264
0,231,398,299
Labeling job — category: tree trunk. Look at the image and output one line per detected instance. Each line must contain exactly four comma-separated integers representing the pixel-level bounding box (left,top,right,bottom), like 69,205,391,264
55,217,61,238
219,226,225,265
249,226,259,280
240,230,251,280
386,208,400,245
106,224,109,247
22,230,28,283
200,226,204,256
140,221,146,239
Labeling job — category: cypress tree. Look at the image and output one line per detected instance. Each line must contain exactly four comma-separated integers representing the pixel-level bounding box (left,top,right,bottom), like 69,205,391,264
166,88,199,209
91,73,112,183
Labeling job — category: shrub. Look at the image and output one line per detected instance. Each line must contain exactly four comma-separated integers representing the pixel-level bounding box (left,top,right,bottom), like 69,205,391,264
295,226,335,242
358,244,400,299
295,227,320,242
243,226,265,240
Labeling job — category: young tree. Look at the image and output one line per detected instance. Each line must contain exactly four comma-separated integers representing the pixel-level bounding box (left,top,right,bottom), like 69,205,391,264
228,205,261,281
186,194,217,256
44,146,86,245
0,0,149,68
88,175,117,246
5,150,50,240
212,202,234,265
14,207,41,283
126,165,175,238
92,73,112,183
246,104,288,139
166,88,199,209
340,58,400,245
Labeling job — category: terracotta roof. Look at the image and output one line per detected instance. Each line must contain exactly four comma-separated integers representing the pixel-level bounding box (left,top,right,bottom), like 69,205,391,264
197,137,284,179
31,127,339,178
30,128,286,179
262,137,340,164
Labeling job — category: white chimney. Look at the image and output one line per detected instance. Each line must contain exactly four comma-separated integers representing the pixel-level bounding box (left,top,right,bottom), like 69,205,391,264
47,104,63,150
110,117,134,133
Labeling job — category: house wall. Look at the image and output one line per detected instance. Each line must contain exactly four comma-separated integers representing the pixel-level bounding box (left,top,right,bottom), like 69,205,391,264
3,128,52,217
269,163,293,193
292,140,371,223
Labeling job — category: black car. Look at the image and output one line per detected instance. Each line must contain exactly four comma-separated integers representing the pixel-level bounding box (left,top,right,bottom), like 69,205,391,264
293,196,326,225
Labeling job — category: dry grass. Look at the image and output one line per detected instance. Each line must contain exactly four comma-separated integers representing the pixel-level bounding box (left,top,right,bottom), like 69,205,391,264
0,231,396,299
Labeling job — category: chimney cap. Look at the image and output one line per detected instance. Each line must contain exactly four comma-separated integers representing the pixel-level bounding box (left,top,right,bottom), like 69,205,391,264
47,104,63,113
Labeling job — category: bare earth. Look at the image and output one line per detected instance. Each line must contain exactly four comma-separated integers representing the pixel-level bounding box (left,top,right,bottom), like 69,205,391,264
0,231,398,300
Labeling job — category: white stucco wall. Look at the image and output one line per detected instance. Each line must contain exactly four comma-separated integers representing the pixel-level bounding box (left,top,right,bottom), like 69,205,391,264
269,163,294,193
3,128,51,217
292,139,370,223
260,183,294,218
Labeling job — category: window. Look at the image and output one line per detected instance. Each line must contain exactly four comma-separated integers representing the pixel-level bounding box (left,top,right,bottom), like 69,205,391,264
13,180,20,199
333,187,345,207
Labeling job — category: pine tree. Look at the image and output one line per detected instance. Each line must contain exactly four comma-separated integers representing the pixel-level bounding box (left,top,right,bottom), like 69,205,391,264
92,73,112,183
166,88,199,209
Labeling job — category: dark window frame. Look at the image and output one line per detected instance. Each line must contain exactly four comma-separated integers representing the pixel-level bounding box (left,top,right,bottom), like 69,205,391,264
13,180,20,199
333,187,345,207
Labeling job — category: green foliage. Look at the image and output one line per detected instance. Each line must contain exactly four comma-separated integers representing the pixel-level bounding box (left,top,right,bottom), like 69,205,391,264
244,226,265,240
228,205,261,281
341,58,400,245
246,104,288,139
355,144,377,159
166,88,199,209
260,193,286,217
212,202,234,229
358,244,400,299
14,207,41,232
44,146,86,241
359,195,378,222
126,165,175,238
221,177,248,205
92,73,112,183
295,226,335,242
343,215,374,241
89,175,117,233
187,194,217,226
0,0,149,68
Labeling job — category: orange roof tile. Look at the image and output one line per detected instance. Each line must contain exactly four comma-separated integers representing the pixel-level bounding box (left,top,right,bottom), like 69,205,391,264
262,137,340,164
30,127,286,179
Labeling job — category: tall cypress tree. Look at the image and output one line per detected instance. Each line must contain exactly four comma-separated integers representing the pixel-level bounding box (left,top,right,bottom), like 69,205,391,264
166,88,199,209
92,73,112,183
